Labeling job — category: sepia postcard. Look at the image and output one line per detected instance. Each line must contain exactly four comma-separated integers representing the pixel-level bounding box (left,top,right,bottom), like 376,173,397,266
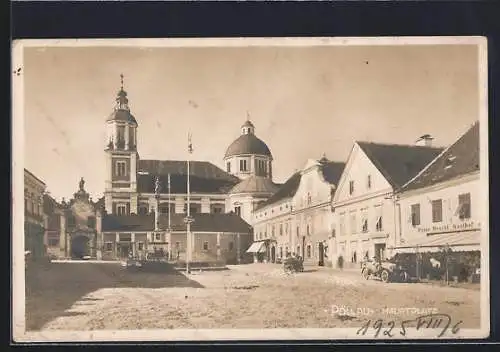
12,36,489,342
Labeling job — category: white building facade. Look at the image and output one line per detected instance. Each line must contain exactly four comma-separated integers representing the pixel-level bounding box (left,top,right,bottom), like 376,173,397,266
392,122,481,255
291,158,344,266
330,141,443,268
251,157,344,266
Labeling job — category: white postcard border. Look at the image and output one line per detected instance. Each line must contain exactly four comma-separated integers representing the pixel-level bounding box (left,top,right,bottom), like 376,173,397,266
12,36,490,342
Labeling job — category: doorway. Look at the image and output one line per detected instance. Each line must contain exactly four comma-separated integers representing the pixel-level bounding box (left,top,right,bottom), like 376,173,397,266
318,242,324,266
374,243,386,261
302,236,306,259
71,235,90,259
118,242,131,258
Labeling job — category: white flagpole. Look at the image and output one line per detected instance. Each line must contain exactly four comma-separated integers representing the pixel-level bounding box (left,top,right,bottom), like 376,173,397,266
186,133,193,274
168,173,171,231
154,176,160,232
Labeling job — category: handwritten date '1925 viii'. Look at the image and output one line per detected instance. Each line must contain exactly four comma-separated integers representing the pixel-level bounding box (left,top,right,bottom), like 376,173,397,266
356,314,463,338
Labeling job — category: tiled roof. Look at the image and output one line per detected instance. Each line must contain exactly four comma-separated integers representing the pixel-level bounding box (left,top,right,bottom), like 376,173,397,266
357,142,444,189
319,161,346,185
401,122,479,192
137,160,239,194
224,134,272,158
229,176,279,195
102,212,252,233
255,172,302,211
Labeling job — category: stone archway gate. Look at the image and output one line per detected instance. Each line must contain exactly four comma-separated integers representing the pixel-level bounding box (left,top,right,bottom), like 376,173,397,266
68,229,96,258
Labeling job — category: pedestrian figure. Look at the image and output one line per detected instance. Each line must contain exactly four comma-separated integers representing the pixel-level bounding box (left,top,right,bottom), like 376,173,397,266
337,255,344,270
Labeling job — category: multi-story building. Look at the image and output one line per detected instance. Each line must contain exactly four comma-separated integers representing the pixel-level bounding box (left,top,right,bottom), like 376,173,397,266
251,156,345,267
24,169,47,259
95,77,274,261
43,193,65,258
392,122,481,255
329,140,443,268
250,172,302,263
291,157,345,266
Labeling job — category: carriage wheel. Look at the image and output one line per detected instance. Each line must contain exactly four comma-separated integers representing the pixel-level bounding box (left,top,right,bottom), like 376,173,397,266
362,268,370,280
381,270,390,283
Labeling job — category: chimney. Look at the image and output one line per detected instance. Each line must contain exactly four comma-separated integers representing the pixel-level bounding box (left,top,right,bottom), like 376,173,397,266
415,134,434,147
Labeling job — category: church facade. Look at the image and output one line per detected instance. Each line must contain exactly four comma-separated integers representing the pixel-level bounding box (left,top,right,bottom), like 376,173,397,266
97,78,279,262
40,77,279,262
103,78,278,224
39,77,286,263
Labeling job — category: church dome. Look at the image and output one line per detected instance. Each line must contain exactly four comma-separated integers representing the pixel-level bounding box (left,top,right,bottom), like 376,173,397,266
107,108,137,125
229,175,279,195
224,134,272,159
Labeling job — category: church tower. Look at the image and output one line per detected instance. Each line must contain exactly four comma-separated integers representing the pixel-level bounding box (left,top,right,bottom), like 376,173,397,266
104,75,139,215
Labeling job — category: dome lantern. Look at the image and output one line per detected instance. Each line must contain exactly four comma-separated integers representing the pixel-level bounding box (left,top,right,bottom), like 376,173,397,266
241,113,255,135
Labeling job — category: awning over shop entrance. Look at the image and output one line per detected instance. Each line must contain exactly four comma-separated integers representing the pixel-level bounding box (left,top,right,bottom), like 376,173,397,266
246,241,266,253
392,230,481,254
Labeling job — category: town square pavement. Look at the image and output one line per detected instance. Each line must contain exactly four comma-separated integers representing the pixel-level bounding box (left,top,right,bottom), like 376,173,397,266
25,261,480,331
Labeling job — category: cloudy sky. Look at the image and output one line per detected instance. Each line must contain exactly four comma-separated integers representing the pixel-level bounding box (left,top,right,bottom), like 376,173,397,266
22,41,480,201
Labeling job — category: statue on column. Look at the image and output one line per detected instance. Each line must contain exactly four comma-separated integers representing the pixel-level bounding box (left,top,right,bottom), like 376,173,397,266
79,177,85,192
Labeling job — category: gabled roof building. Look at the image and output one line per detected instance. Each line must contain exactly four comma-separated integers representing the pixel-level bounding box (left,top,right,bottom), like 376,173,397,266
329,139,443,268
392,122,481,255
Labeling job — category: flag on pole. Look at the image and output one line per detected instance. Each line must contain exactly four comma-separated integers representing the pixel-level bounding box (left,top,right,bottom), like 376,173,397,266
188,132,193,154
154,176,161,195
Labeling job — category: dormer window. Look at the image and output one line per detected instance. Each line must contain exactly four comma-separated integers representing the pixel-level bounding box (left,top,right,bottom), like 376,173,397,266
445,155,456,169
